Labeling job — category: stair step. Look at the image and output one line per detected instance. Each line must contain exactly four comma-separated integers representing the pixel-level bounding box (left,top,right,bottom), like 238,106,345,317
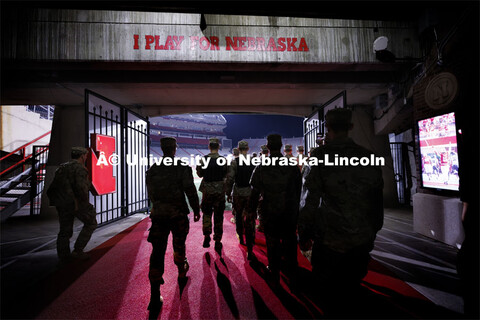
14,187,31,190
9,189,29,194
5,189,29,194
1,194,23,198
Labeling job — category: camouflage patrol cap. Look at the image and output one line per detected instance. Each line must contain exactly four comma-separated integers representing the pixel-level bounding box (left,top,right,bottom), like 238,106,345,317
325,108,352,128
160,137,177,148
297,145,304,152
284,144,292,151
238,140,249,149
71,147,88,157
233,148,240,156
209,137,220,144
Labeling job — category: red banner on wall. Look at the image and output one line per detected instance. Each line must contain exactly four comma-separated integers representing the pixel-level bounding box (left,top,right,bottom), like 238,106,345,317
88,134,116,195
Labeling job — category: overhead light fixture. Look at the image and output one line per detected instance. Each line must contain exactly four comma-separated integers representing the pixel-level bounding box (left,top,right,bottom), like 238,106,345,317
373,36,422,63
373,36,396,63
200,13,207,31
373,36,389,52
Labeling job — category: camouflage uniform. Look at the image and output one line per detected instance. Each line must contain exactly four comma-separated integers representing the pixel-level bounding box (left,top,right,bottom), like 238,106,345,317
145,137,200,311
48,147,97,259
196,138,228,247
146,145,200,284
296,145,305,172
230,148,240,223
260,145,269,157
284,144,294,158
232,148,240,157
256,145,269,232
225,141,256,251
248,135,302,281
298,109,384,289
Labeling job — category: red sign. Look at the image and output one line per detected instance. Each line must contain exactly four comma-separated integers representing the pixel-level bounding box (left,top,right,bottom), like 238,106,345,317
88,134,116,195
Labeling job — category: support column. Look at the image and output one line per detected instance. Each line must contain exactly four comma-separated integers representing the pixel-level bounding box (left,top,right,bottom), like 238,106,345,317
41,105,85,217
351,105,399,208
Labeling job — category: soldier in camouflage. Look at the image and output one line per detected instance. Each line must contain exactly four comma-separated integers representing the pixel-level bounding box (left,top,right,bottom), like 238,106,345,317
296,145,305,172
196,137,228,253
260,145,269,157
247,134,302,287
146,137,200,312
256,145,269,233
230,148,240,224
284,144,294,158
47,147,97,263
298,108,384,315
232,148,240,158
225,140,256,260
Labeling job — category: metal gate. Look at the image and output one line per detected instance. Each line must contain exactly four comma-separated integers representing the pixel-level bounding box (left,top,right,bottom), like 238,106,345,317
390,142,411,205
85,90,150,225
304,110,321,155
304,91,346,154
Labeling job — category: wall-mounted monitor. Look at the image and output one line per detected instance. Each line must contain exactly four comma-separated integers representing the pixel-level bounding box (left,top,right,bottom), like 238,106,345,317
418,112,459,191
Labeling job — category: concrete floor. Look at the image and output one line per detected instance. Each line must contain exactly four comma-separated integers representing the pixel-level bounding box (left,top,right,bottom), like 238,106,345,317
0,206,464,317
373,208,463,314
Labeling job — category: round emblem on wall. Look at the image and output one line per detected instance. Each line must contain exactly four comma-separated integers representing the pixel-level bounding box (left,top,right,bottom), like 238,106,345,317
425,72,458,109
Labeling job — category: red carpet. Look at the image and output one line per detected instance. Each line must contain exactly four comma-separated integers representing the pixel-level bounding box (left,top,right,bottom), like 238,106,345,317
32,211,460,319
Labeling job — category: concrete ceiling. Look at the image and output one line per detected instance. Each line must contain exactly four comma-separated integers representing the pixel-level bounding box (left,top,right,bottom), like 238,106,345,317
2,61,398,117
2,81,389,118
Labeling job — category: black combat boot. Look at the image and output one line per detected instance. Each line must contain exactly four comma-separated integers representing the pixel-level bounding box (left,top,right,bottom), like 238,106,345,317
203,235,211,248
247,247,256,261
148,281,163,312
177,259,190,279
266,265,280,290
214,241,223,254
237,233,245,245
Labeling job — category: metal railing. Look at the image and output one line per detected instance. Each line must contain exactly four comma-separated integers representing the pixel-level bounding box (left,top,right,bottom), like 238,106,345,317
30,146,49,216
26,105,55,120
0,131,51,177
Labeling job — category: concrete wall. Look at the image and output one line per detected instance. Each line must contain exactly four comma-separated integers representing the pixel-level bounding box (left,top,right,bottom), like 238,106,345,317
41,105,86,217
410,11,477,244
0,106,52,154
413,193,464,247
47,105,86,165
2,8,419,64
351,105,398,207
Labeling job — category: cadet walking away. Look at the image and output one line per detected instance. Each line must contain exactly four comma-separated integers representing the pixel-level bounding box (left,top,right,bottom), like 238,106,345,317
146,137,201,313
47,147,98,263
